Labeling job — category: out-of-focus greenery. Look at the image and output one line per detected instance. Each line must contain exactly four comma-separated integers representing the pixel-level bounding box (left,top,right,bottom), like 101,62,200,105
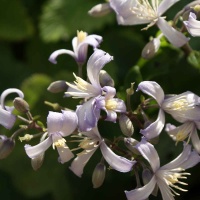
0,0,200,199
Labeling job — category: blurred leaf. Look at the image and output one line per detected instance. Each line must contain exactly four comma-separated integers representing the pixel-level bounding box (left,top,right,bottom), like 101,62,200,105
187,51,200,69
0,0,34,41
39,0,115,42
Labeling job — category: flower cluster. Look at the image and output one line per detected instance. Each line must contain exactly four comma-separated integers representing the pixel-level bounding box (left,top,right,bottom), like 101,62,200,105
1,1,200,200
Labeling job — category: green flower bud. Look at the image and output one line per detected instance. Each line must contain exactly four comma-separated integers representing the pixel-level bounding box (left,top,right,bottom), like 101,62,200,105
13,97,30,113
119,114,134,137
47,80,68,93
92,162,106,188
99,70,115,87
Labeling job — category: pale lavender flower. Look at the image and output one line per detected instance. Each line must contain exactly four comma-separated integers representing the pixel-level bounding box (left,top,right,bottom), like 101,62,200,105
65,49,126,131
49,30,102,65
25,110,78,164
70,126,135,177
137,81,200,139
125,138,200,200
0,88,24,129
166,121,200,154
109,0,189,47
184,12,200,37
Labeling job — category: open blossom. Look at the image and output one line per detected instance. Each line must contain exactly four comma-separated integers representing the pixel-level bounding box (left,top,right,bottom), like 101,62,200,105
109,0,189,47
49,30,102,65
137,81,200,139
65,49,126,131
184,12,200,37
25,110,78,164
0,88,24,129
166,121,200,154
70,126,135,177
125,138,200,200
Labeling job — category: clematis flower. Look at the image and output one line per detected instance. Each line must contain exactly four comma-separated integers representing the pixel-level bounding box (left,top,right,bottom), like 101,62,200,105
166,121,200,154
0,88,24,129
25,110,78,164
65,49,126,131
125,138,200,200
109,0,189,47
69,126,135,177
49,30,102,65
137,81,200,139
184,12,200,37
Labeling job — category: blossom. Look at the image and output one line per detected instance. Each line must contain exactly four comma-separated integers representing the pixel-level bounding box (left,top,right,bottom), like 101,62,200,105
49,30,102,65
0,88,24,129
65,49,126,131
109,0,189,47
25,110,78,164
137,81,200,139
125,138,200,200
184,12,200,37
69,126,136,177
166,121,200,154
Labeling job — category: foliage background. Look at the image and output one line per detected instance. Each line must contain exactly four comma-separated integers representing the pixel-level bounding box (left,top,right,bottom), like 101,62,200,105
0,0,200,199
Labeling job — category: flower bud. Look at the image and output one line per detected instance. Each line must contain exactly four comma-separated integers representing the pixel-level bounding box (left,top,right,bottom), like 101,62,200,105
126,83,135,96
47,80,68,93
0,135,15,159
92,162,106,188
31,152,45,171
99,70,115,87
119,114,134,137
124,137,140,155
88,3,112,17
142,38,160,59
142,168,153,185
13,97,30,113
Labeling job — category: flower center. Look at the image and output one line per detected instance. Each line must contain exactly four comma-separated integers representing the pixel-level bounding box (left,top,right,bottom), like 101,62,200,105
53,138,66,149
163,99,191,112
105,99,118,110
77,30,87,44
79,138,99,150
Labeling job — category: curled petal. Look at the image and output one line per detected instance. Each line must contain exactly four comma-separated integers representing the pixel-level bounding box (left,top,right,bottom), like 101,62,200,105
87,49,113,89
102,86,116,99
47,111,63,133
158,0,180,16
140,109,165,139
48,49,75,64
25,137,52,159
100,141,135,172
125,176,157,200
137,81,164,106
69,147,98,177
136,138,160,172
184,12,200,37
156,17,189,47
0,107,16,129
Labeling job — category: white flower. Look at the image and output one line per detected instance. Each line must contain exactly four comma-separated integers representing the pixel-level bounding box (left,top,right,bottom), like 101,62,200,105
25,110,78,164
184,12,200,37
137,81,200,139
0,88,24,129
125,138,200,200
110,0,189,47
70,126,135,177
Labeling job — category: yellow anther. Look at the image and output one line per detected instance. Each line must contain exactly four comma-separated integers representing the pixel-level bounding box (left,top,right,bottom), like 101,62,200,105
105,99,118,110
53,138,66,149
77,30,87,44
19,134,33,142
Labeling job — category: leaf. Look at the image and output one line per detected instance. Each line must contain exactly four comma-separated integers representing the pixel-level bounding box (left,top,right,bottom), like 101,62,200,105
39,0,115,42
0,0,34,41
187,51,200,69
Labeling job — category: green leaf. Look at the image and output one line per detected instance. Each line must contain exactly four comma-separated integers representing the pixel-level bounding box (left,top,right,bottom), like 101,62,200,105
39,0,115,42
187,51,200,69
0,0,34,40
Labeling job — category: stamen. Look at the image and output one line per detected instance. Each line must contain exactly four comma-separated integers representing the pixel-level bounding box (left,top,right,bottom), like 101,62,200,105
77,30,87,44
53,138,66,149
105,99,118,110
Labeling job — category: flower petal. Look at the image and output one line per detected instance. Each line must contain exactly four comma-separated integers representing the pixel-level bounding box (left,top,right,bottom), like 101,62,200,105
156,17,189,47
47,111,63,133
136,138,160,172
184,12,200,37
191,127,200,154
87,49,113,89
158,0,180,15
140,109,165,139
125,176,157,200
0,107,16,129
100,140,135,172
137,81,164,106
24,137,52,159
69,147,98,177
48,49,75,64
